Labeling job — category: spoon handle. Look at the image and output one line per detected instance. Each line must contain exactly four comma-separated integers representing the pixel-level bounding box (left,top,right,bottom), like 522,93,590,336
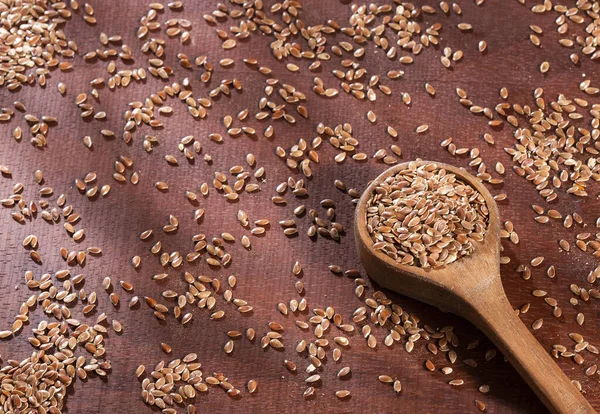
471,294,595,414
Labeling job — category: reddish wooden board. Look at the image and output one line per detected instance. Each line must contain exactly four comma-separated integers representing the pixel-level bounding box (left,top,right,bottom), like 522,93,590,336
0,1,599,413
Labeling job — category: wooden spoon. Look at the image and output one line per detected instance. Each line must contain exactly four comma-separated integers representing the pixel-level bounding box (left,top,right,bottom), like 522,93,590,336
354,160,595,414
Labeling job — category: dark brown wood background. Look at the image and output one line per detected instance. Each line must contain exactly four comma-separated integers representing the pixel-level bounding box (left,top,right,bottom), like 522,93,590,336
0,0,599,412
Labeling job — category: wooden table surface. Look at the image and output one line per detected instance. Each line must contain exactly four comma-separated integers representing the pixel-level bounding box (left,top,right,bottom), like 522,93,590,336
1,0,599,412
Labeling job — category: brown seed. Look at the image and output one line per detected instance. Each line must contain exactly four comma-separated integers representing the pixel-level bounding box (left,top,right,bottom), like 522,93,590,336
335,390,350,399
303,387,315,399
155,181,169,190
531,256,544,267
367,110,376,123
286,63,299,72
415,124,429,133
120,280,133,291
325,88,338,97
223,39,236,49
337,367,351,378
305,374,320,383
425,83,436,96
284,360,297,372
378,375,394,384
112,320,123,333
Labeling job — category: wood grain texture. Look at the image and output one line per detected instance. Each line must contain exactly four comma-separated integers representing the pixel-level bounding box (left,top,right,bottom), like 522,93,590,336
0,1,599,413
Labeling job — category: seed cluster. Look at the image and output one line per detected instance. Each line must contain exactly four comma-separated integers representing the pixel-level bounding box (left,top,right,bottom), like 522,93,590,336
0,0,85,91
137,354,247,413
0,348,108,412
366,162,489,268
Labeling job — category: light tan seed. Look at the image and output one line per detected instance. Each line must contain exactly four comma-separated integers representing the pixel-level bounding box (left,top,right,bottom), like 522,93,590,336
425,83,435,96
335,390,350,399
531,257,544,267
223,39,236,49
337,367,351,378
378,375,393,384
305,374,320,383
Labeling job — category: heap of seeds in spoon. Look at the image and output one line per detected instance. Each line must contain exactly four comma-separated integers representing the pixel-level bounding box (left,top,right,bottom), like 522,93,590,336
366,162,489,268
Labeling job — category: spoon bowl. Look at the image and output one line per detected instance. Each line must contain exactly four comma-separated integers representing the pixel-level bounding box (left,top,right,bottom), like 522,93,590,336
355,160,595,414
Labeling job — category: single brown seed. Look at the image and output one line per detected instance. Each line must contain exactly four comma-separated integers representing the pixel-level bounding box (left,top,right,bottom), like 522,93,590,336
112,320,123,333
415,124,429,133
284,360,297,372
531,256,544,267
303,387,315,399
223,39,236,49
367,110,376,123
335,390,351,399
337,367,351,378
305,374,320,383
378,375,394,384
